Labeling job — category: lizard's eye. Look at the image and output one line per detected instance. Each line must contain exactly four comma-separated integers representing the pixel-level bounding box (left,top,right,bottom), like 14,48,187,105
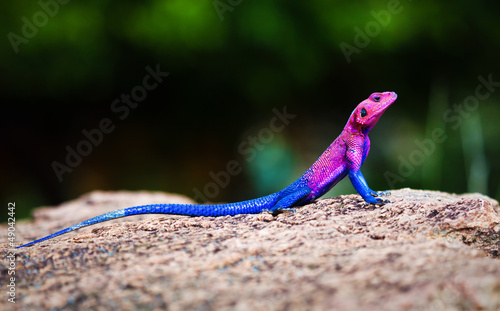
373,95,381,102
360,108,367,118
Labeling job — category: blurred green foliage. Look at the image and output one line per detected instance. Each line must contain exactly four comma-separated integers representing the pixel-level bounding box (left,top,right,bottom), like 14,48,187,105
1,0,499,221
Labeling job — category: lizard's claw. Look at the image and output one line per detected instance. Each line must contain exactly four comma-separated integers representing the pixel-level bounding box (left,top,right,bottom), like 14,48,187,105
371,190,390,197
274,207,296,216
363,196,390,206
264,207,296,216
376,198,391,204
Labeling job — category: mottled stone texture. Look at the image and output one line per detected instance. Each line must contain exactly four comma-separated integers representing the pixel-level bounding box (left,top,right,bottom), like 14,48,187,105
2,189,500,310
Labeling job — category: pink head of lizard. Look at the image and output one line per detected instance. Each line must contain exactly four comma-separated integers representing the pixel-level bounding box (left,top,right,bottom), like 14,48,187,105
346,91,397,134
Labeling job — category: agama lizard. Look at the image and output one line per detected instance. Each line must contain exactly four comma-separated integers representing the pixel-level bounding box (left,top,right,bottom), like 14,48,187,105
17,92,397,248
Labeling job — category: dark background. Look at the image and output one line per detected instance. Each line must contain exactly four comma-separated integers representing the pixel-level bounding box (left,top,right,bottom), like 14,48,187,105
1,0,499,222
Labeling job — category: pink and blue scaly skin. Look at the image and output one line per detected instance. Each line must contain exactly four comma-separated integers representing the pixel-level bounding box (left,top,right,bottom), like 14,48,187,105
17,92,397,248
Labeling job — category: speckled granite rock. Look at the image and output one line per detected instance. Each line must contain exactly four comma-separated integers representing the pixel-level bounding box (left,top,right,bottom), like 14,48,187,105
2,189,499,310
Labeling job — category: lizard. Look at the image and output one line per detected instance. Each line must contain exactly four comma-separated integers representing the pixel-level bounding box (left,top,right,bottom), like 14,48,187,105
17,91,397,248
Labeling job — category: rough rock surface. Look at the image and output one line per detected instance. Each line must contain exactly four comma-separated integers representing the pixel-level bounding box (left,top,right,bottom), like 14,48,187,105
2,189,500,310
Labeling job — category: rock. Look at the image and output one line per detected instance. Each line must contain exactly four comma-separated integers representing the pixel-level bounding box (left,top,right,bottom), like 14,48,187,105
2,189,499,310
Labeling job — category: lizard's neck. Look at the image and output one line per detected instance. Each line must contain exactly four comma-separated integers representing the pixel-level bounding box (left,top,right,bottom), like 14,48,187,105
344,120,368,136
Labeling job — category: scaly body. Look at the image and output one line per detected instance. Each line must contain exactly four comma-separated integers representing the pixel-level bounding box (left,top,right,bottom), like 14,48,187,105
17,92,397,248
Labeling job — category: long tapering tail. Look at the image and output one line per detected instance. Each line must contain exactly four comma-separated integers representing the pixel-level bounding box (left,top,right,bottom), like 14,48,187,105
16,209,128,248
17,193,280,248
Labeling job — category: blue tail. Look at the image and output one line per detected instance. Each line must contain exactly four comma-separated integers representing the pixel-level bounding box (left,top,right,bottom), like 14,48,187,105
17,180,314,248
16,209,128,248
16,193,281,248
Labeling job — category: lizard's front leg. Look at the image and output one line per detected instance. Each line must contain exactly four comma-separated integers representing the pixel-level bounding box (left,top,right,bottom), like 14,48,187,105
349,170,390,204
346,135,390,205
